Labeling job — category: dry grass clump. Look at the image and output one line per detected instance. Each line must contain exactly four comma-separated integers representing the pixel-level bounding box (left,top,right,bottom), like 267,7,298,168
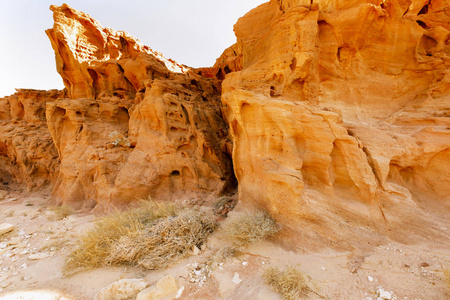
264,265,313,300
444,267,450,291
106,210,217,269
48,204,75,221
63,201,216,275
223,211,280,248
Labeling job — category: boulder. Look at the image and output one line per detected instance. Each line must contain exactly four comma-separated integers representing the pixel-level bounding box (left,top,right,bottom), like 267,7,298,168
94,278,147,300
136,275,178,300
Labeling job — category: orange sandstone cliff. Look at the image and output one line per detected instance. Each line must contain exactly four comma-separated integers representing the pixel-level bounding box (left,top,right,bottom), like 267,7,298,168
43,4,235,209
0,1,449,248
220,0,450,247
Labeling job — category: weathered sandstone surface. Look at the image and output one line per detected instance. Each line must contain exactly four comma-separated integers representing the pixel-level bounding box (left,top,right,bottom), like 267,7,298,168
0,89,64,191
0,1,448,247
43,4,234,208
220,0,450,246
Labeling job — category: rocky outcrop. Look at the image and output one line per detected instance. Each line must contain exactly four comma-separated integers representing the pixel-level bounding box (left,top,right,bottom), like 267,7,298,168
221,0,450,246
46,4,188,100
0,1,448,248
0,89,63,191
44,4,234,208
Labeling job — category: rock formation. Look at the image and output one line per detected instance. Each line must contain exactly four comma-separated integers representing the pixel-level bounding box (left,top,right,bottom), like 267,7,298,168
44,4,234,208
0,1,448,247
220,0,450,246
0,89,64,191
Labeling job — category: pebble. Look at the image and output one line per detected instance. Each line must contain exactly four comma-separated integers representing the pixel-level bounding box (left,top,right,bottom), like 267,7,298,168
28,253,49,260
175,286,185,299
0,223,15,236
242,261,248,266
22,276,31,281
0,242,7,249
8,237,22,246
377,288,392,300
368,276,374,282
321,266,327,271
232,272,242,285
192,246,200,256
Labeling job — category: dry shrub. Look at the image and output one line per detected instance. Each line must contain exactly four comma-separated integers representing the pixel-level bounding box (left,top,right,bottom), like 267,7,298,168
48,204,75,221
107,210,216,269
63,201,215,275
264,265,313,300
444,267,450,291
223,211,280,248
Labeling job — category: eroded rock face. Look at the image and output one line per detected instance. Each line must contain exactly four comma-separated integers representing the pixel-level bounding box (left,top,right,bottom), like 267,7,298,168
45,4,234,208
0,1,448,249
46,4,188,100
221,0,450,246
0,89,63,191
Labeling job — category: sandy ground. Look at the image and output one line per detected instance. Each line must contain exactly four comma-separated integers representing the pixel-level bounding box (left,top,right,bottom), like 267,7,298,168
0,191,449,300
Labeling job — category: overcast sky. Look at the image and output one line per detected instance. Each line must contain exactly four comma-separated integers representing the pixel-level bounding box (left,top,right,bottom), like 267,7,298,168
0,0,266,97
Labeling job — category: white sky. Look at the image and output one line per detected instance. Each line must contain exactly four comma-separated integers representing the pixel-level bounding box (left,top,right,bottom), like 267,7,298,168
0,0,267,97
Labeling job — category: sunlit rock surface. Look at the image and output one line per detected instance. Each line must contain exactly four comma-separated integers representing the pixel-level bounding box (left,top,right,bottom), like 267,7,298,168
220,0,449,247
0,1,448,248
44,4,234,208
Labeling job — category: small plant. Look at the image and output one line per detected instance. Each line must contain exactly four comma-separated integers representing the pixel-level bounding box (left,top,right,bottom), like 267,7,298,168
222,211,280,248
63,201,216,275
444,267,450,291
264,265,313,300
48,204,75,221
109,131,130,147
